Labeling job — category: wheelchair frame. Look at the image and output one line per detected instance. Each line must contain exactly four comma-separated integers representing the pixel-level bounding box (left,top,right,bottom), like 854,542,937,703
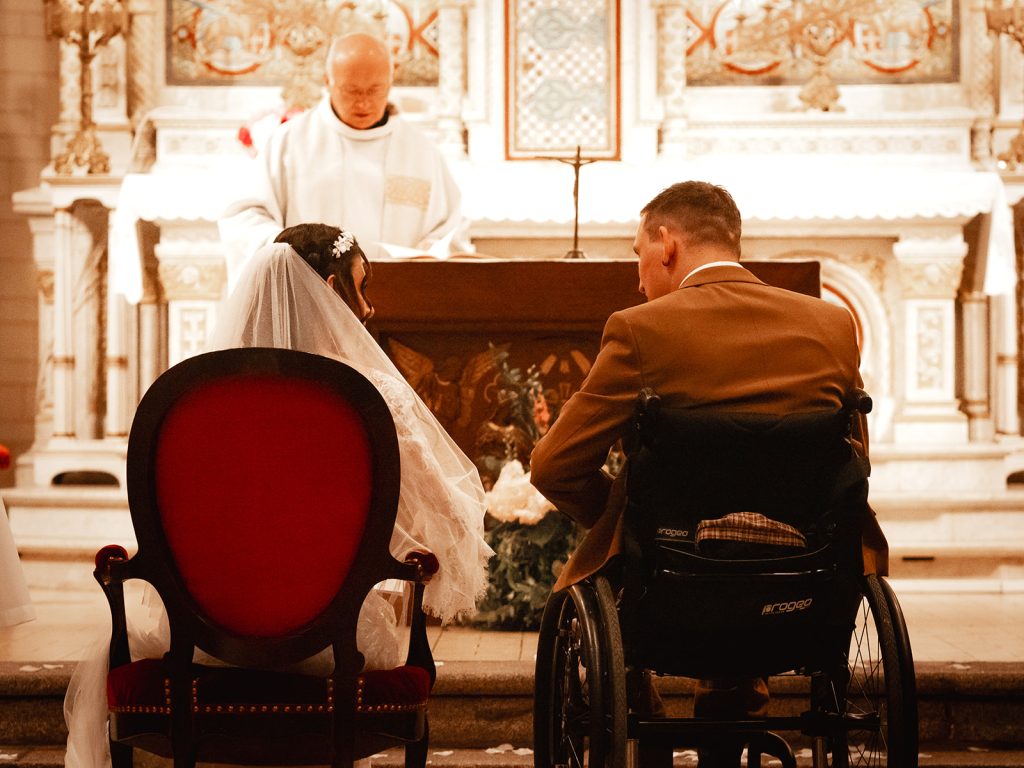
533,391,918,768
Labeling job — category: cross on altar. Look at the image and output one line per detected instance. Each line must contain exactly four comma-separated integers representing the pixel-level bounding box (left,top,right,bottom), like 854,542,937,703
541,145,601,259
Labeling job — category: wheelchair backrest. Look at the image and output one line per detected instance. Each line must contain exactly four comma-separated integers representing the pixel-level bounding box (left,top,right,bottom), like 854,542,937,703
620,390,872,677
626,390,868,554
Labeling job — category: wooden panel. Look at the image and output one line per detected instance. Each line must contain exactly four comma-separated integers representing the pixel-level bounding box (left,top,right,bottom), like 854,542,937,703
370,259,819,331
367,259,819,469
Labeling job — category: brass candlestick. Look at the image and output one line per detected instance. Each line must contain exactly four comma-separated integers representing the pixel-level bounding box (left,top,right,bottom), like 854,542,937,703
45,0,128,175
988,0,1024,169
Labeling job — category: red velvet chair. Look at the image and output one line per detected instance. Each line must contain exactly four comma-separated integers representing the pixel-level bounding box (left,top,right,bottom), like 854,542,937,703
93,347,439,768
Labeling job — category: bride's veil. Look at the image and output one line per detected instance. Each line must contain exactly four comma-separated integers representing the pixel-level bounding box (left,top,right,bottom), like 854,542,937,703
209,243,492,622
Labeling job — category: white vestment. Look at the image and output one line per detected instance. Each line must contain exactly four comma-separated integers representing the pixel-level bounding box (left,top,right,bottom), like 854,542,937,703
219,98,465,282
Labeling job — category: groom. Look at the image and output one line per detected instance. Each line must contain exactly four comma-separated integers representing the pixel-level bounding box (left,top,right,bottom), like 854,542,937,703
530,180,887,767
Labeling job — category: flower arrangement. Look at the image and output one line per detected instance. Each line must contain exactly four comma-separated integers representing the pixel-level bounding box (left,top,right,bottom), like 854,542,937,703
467,347,577,631
237,104,306,156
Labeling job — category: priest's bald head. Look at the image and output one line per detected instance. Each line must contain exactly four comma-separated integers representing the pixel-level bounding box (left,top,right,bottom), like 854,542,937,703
324,34,394,130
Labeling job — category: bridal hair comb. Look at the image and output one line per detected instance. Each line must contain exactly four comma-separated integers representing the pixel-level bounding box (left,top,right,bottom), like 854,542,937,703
331,230,355,260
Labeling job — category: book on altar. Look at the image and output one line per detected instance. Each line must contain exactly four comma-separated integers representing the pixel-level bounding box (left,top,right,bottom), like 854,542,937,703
378,229,459,260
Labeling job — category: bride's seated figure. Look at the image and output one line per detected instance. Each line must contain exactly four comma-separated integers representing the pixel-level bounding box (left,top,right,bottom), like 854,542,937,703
63,224,493,768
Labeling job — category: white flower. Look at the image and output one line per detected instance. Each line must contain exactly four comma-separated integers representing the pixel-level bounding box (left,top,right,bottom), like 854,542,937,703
332,230,355,259
484,460,554,525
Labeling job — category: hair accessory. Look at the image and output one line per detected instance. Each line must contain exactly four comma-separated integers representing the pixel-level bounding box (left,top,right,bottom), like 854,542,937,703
331,230,355,260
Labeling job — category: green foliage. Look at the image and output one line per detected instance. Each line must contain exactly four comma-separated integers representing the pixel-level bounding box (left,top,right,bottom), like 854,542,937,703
488,344,545,443
468,511,578,631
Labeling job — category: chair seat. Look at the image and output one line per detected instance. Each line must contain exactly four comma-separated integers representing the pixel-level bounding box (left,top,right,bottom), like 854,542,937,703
108,658,431,716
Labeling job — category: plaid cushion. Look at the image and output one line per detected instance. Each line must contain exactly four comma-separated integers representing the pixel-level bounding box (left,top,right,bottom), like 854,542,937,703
696,512,806,550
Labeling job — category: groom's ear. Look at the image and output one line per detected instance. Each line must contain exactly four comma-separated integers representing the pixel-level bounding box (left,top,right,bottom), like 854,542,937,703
659,225,676,267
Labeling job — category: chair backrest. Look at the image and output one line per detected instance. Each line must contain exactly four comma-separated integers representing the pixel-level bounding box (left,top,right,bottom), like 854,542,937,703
126,347,401,670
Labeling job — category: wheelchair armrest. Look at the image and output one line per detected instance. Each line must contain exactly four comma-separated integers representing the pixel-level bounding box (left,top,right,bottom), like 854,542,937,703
93,545,136,670
844,388,873,415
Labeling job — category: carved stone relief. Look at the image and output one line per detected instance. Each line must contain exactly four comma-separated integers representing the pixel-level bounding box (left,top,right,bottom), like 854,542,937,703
178,307,209,361
897,259,965,299
382,333,596,475
915,305,946,391
157,259,227,301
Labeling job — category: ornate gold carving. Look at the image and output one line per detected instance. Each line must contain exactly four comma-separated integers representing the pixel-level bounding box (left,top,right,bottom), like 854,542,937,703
158,260,226,300
385,176,431,210
726,0,895,112
388,338,499,429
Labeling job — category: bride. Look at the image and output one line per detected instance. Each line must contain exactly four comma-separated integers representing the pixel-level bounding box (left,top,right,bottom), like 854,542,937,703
64,224,493,768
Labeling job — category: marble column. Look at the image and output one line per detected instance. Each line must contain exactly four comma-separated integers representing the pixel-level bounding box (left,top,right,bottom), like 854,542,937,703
17,177,129,488
105,207,132,439
436,0,471,156
964,0,996,165
960,290,993,441
892,233,969,443
136,221,166,396
126,0,159,133
652,0,688,159
155,223,228,367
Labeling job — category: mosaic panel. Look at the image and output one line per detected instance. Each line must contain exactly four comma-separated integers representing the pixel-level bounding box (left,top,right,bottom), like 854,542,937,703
166,0,439,87
684,0,958,86
506,0,620,160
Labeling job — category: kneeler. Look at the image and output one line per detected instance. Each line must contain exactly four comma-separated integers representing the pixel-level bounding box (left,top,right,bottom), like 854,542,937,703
93,347,441,768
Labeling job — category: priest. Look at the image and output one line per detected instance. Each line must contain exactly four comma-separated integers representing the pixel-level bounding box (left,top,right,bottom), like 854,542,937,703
219,33,465,277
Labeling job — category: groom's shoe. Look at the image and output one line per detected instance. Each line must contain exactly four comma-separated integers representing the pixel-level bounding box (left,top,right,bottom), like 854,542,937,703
627,669,672,768
696,745,743,768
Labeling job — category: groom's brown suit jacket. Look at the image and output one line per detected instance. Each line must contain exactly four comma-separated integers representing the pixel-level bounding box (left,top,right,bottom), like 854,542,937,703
530,264,888,592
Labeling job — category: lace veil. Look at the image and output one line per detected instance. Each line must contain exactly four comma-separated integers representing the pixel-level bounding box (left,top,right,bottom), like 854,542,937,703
209,243,493,622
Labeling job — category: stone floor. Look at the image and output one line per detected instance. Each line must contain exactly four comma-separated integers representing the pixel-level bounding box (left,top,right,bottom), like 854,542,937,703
2,580,1024,664
2,581,1024,767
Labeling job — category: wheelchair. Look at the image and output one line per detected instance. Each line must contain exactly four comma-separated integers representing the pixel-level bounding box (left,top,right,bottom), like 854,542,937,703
534,389,917,768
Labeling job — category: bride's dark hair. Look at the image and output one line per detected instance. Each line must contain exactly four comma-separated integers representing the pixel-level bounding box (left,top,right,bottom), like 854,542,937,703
274,223,371,317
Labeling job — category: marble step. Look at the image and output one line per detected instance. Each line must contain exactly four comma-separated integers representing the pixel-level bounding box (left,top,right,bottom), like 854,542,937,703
9,486,1024,587
2,661,1022,751
3,745,1024,767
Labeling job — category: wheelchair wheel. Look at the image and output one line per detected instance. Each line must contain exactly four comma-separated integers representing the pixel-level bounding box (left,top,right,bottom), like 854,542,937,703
814,574,917,768
876,577,918,760
534,577,626,768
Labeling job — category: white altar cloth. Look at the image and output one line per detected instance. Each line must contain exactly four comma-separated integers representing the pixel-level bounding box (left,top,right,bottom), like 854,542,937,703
107,160,1016,304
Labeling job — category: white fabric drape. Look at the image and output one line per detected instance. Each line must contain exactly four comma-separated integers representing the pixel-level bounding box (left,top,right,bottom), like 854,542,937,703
0,495,34,628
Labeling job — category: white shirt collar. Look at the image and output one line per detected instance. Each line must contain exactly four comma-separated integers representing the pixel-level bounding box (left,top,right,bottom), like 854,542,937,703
317,97,396,140
678,260,745,288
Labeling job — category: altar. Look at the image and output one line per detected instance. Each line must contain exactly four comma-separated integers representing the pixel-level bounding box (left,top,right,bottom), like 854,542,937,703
7,0,1024,585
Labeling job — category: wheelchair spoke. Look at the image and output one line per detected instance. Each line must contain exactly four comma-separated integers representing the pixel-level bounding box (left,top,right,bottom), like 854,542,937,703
817,576,915,768
536,577,626,768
